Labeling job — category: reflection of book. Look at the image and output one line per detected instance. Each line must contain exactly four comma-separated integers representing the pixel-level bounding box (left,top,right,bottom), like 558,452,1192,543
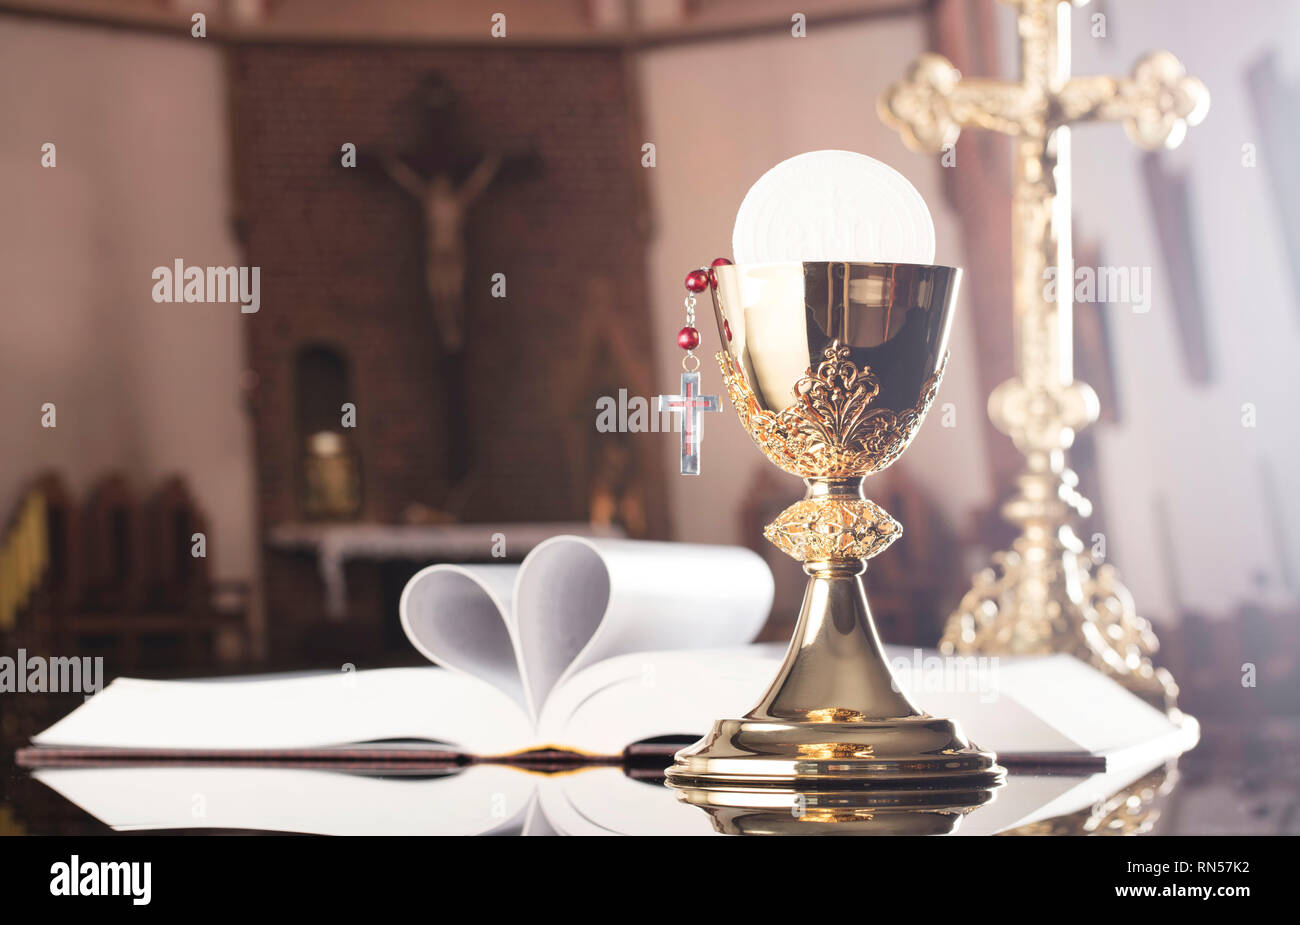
25,536,1195,766
29,757,1182,837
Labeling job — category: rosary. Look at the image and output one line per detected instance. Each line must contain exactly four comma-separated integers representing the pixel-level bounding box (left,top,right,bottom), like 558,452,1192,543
657,259,731,475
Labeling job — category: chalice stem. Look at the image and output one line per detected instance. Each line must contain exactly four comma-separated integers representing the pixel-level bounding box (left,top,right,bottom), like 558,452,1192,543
749,479,922,723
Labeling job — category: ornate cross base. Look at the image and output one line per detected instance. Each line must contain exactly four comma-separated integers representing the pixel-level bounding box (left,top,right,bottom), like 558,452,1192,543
940,452,1181,715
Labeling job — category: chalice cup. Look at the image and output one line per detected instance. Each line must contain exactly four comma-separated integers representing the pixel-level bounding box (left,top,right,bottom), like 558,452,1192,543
666,261,1004,789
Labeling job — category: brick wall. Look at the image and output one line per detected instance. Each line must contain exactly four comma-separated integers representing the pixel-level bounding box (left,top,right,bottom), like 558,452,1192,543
227,44,667,663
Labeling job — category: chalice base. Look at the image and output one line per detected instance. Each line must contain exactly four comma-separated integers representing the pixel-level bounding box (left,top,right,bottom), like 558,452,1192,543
666,563,1004,790
666,715,1004,789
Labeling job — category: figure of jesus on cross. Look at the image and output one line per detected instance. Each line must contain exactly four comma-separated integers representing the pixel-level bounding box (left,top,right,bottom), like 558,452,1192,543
369,74,540,355
658,370,721,476
382,151,503,353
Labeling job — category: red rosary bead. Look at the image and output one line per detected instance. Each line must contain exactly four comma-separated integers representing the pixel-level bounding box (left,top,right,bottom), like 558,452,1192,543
684,269,710,293
708,257,731,288
677,326,700,350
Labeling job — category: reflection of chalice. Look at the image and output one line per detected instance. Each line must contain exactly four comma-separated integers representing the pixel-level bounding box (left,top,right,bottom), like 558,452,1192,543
666,262,1004,789
677,783,998,836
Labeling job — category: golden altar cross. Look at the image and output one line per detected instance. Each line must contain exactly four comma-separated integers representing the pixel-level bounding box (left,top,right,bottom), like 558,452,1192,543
880,0,1208,713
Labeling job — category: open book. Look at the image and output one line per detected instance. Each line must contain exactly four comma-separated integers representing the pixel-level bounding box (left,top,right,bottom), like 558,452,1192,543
26,536,1196,767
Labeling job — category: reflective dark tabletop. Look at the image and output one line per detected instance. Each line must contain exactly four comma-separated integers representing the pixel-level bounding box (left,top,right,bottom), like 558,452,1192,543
4,713,1297,836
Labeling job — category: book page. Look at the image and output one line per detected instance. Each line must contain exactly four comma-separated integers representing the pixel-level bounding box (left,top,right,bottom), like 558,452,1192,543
399,563,526,711
990,655,1199,767
538,645,786,753
31,667,532,755
512,537,773,721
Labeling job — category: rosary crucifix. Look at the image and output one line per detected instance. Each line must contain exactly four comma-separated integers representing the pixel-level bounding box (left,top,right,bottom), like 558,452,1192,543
880,0,1208,713
659,267,722,475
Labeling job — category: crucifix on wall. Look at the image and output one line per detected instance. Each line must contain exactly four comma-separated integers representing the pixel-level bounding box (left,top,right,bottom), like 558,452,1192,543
382,151,502,353
371,74,542,355
364,74,541,486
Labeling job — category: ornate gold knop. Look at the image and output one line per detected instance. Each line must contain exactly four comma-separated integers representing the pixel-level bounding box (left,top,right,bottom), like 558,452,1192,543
764,496,900,563
716,343,946,479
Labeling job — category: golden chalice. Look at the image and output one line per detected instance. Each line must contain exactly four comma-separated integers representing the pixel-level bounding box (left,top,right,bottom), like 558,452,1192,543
667,261,1004,790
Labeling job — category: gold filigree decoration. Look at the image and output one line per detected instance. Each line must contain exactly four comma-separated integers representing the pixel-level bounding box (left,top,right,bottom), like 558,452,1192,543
716,343,947,479
941,549,1181,714
764,496,900,563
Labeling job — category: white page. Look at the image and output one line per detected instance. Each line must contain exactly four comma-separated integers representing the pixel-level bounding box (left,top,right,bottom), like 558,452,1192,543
538,645,786,754
398,537,774,726
512,537,773,720
993,655,1196,757
32,667,532,756
399,563,525,710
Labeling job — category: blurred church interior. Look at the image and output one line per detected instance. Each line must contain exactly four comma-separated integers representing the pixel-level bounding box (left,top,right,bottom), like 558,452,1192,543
1,0,1298,830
